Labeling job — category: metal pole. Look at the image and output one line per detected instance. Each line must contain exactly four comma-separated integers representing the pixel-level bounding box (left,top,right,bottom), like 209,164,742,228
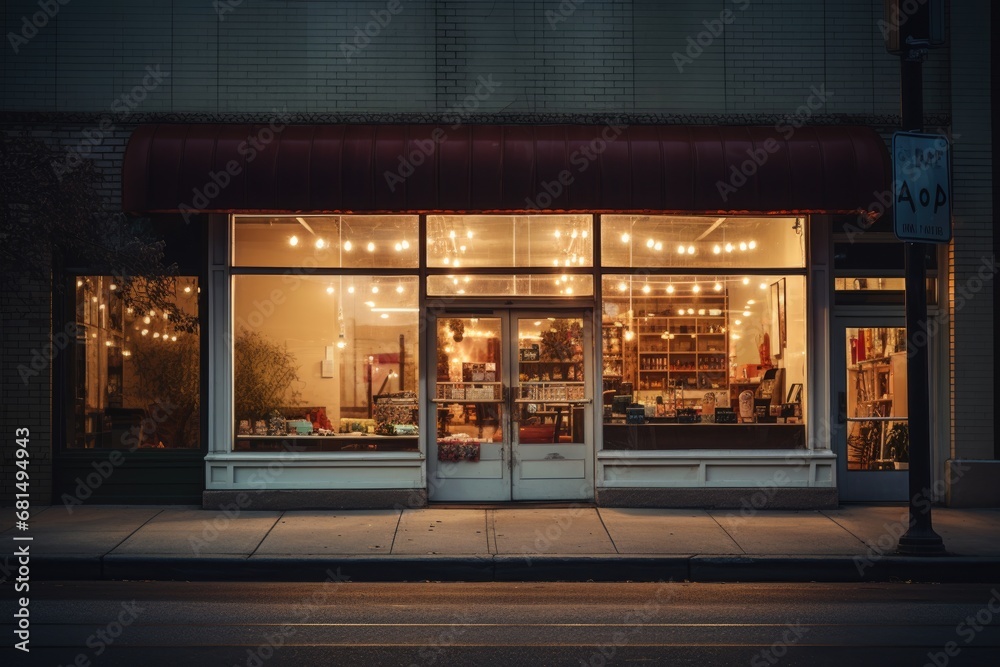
897,54,945,555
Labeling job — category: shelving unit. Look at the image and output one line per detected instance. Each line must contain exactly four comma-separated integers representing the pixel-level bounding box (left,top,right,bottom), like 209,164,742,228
602,292,728,406
600,325,623,392
846,350,908,469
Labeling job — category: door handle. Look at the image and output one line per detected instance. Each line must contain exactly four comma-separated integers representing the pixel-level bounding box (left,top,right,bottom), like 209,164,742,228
837,391,846,424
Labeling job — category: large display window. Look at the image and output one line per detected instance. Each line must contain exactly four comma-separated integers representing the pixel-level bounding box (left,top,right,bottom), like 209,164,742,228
231,274,419,452
599,216,808,451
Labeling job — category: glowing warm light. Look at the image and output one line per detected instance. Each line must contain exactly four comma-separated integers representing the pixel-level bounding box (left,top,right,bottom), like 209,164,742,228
449,230,456,239
698,309,706,315
443,257,451,265
565,287,573,294
367,242,375,252
395,243,402,251
171,336,177,342
184,286,192,293
731,333,740,340
380,313,389,319
666,284,675,294
326,285,334,295
617,282,627,292
347,285,355,294
687,246,695,255
109,283,117,291
77,280,83,287
289,235,299,246
336,339,347,349
582,230,589,238
677,245,686,255
571,229,578,238
344,240,353,251
141,329,148,336
654,241,663,251
466,230,473,239
687,308,695,315
105,340,112,347
646,239,655,248
713,245,721,254
554,230,562,238
315,238,325,249
743,310,751,317
642,284,651,293
692,284,701,293
735,319,742,325
621,233,630,243
760,282,768,290
396,285,404,294
402,239,410,249
143,316,151,324
725,243,734,253
742,277,750,285
153,332,160,338
623,330,635,341
747,299,755,305
676,308,684,315
371,286,379,294
748,240,757,250
739,241,747,251
714,282,722,291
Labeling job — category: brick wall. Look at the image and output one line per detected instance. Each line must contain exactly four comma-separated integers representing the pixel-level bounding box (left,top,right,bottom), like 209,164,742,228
2,0,950,118
948,0,994,460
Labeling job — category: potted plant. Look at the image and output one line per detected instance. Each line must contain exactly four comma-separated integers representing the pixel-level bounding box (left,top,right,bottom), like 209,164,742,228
886,422,909,470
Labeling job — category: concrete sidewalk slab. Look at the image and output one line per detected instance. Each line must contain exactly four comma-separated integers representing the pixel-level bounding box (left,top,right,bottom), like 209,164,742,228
392,509,489,555
109,509,280,555
493,508,617,555
599,508,743,554
9,530,135,555
710,510,870,555
930,508,1000,556
254,510,400,555
26,505,163,532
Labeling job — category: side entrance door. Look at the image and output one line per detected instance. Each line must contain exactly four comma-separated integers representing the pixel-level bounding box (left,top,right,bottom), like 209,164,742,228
833,316,910,501
427,310,593,502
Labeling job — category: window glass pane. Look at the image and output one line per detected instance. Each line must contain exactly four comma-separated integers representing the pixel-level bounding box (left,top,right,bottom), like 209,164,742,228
601,216,805,269
435,317,504,447
427,215,593,268
232,275,420,452
845,327,908,471
427,274,593,297
233,215,418,268
601,274,807,450
70,276,200,449
834,277,905,291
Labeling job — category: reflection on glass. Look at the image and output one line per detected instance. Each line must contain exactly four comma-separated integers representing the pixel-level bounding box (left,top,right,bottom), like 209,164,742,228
516,317,584,445
435,318,503,452
846,327,908,471
233,215,419,269
71,276,200,449
232,275,419,452
427,215,593,268
601,216,805,269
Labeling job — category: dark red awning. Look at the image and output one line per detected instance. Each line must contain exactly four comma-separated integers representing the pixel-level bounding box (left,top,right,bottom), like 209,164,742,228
123,124,889,217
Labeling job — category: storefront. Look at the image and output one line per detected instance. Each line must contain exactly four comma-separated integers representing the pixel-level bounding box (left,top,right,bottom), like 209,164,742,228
110,123,899,509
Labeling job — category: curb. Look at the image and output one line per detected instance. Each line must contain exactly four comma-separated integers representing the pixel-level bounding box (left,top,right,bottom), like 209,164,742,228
26,554,1000,583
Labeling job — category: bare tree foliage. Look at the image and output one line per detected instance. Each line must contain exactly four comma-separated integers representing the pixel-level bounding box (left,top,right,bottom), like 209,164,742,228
0,130,197,332
233,329,303,422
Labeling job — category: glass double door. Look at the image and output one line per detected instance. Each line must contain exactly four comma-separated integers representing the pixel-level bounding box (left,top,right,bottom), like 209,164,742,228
428,310,593,502
833,316,910,501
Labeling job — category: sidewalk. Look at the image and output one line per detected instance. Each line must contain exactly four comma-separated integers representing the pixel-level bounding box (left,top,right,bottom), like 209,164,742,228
5,505,1000,583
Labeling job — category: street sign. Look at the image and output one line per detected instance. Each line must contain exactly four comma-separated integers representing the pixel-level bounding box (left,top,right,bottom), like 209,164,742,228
892,131,951,243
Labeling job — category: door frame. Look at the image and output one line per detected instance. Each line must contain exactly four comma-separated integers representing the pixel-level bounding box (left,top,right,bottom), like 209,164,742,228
424,306,596,502
832,313,909,501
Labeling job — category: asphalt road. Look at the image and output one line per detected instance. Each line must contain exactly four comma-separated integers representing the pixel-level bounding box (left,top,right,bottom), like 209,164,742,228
3,581,1000,666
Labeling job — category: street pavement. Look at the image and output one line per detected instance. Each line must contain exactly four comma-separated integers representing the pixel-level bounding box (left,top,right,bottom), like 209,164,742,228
3,504,999,583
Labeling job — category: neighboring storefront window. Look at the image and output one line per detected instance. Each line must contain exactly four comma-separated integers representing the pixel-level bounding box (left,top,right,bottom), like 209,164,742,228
70,276,201,449
600,216,807,450
231,274,419,452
